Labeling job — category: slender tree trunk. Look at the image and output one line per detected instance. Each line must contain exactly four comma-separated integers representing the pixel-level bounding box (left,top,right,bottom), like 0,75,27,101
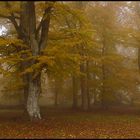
87,89,90,109
138,48,140,71
93,92,97,105
54,90,58,107
72,76,78,109
80,63,88,111
86,60,90,109
101,62,106,108
54,79,59,107
101,39,109,109
92,61,97,106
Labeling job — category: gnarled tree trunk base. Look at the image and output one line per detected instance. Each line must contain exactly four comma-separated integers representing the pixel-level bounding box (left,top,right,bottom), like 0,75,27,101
27,73,42,120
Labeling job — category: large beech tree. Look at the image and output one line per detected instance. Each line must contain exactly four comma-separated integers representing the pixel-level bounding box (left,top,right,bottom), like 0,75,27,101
0,1,55,119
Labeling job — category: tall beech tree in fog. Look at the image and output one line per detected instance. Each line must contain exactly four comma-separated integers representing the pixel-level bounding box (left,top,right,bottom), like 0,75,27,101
0,1,55,119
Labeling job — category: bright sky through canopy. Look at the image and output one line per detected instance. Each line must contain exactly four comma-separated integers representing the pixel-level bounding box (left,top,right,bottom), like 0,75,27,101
0,25,7,36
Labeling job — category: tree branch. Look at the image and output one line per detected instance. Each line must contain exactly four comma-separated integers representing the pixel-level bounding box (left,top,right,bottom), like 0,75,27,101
6,63,17,71
0,14,10,19
36,2,55,39
4,2,21,36
38,2,55,51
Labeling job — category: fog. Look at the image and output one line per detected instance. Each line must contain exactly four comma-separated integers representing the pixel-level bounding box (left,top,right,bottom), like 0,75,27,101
0,1,140,138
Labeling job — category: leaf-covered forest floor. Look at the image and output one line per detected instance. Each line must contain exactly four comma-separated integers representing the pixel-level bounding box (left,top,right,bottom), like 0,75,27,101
0,106,140,138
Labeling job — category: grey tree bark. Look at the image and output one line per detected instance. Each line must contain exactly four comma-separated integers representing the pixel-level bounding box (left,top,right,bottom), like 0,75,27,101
27,73,41,119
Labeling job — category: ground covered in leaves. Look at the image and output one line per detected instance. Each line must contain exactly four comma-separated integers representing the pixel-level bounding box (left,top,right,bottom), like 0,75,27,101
0,107,140,138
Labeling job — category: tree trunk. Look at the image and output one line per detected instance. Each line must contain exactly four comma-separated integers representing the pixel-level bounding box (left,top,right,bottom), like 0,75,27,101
23,74,29,115
54,90,58,107
93,92,97,105
54,79,59,107
101,39,109,109
138,48,140,71
101,57,108,109
72,76,78,109
80,63,88,111
20,2,42,120
27,72,41,120
86,60,90,109
19,60,30,115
